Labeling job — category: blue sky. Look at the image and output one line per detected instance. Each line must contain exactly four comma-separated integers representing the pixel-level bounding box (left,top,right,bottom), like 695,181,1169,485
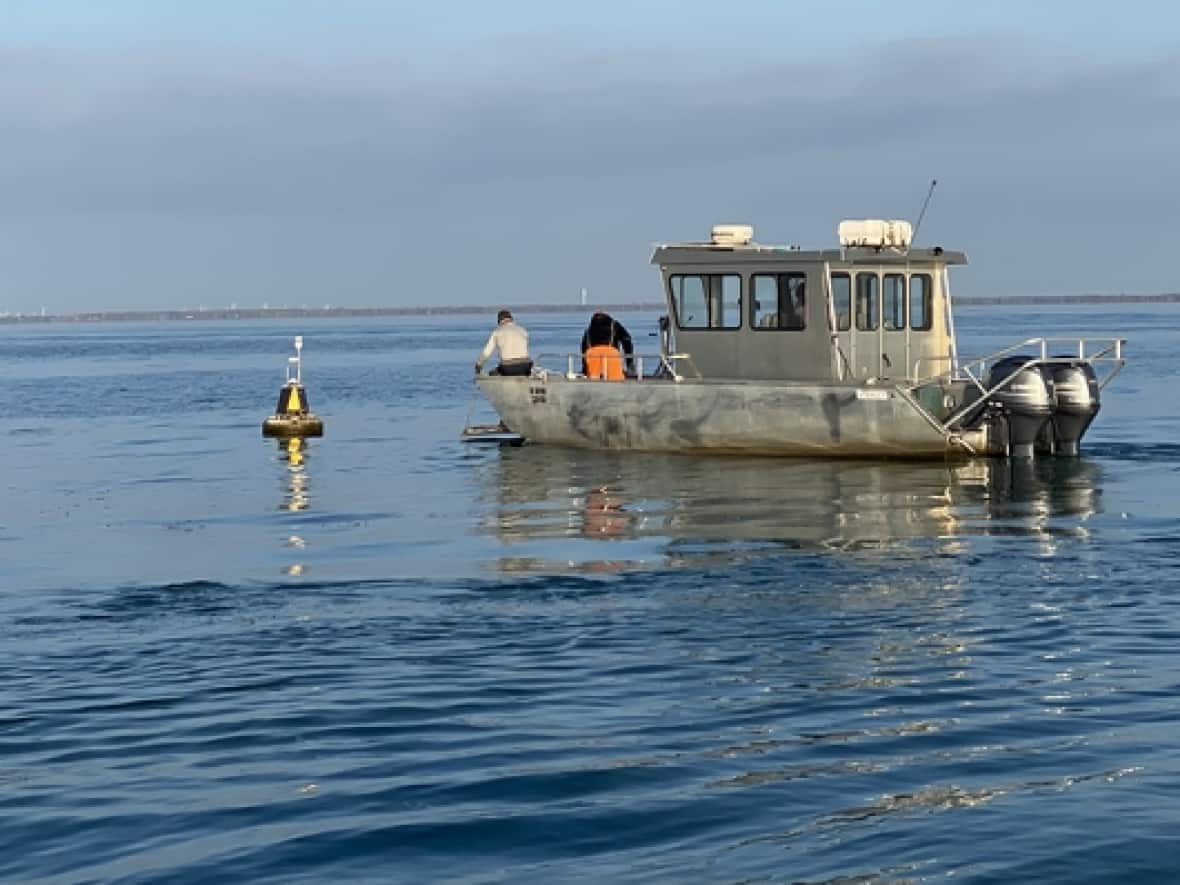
8,1,1176,61
2,1,1179,311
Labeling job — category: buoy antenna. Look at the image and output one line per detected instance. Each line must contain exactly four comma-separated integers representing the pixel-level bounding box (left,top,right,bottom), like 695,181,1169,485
290,336,303,385
912,178,938,245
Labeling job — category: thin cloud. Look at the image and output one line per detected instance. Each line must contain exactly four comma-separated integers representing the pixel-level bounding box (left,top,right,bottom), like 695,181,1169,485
2,37,1177,216
0,36,1178,308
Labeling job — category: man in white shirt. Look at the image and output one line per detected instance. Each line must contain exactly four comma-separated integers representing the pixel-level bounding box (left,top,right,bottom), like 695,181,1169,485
475,310,532,376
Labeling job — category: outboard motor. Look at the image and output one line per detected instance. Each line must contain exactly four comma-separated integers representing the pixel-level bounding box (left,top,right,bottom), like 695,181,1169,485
986,356,1054,458
1047,360,1100,456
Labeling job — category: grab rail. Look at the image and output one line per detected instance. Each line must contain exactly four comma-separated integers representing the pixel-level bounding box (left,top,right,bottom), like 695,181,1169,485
531,352,701,382
912,336,1126,390
907,336,1126,431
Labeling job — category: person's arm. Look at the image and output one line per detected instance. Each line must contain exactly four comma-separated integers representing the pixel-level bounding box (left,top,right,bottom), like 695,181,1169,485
475,329,498,372
613,320,635,374
614,320,634,355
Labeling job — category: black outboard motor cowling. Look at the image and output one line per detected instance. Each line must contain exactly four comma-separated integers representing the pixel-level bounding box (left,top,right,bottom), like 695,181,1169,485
986,356,1054,458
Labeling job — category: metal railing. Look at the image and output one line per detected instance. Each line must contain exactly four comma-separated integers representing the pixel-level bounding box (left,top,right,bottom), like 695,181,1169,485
913,337,1125,387
909,336,1126,431
530,352,701,382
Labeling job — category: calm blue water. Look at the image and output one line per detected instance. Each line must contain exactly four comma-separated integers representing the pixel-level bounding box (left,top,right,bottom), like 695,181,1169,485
2,306,1179,883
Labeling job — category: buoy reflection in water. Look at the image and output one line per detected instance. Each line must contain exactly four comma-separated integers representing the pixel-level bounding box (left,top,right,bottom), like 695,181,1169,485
278,436,311,512
275,436,312,577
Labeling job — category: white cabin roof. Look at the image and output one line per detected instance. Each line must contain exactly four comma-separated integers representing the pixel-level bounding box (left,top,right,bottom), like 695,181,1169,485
651,243,967,267
652,221,967,266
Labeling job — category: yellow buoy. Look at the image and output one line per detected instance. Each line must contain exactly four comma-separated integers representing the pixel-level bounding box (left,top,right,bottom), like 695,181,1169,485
263,336,324,438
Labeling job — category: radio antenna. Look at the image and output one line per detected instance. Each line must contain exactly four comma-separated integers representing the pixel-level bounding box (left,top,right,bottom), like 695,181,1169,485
911,178,938,244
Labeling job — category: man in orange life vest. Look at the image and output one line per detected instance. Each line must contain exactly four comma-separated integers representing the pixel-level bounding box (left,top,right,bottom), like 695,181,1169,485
580,310,634,380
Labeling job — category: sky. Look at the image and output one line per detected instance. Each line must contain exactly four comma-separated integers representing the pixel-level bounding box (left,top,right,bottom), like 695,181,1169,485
2,0,1179,313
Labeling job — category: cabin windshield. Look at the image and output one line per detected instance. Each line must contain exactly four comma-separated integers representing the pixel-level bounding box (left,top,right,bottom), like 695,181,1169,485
832,274,851,331
752,273,806,330
910,275,932,330
670,274,741,329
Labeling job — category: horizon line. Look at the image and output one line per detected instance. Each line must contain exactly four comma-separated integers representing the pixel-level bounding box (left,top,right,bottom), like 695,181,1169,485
3,292,1180,324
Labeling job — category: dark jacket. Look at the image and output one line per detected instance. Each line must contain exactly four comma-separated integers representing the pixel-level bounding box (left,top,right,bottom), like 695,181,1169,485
580,313,634,374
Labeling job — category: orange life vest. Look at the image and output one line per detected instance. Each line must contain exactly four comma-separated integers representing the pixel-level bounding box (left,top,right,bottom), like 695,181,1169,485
584,344,624,381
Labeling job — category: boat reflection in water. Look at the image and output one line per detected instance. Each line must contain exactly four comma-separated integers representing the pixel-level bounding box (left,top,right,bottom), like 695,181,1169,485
582,486,629,538
480,446,1102,573
275,437,312,576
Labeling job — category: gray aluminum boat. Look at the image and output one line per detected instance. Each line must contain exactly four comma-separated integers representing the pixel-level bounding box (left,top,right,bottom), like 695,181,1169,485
475,221,1126,459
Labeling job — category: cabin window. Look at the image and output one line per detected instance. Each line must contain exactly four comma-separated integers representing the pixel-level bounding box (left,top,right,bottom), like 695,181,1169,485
670,274,741,330
831,273,851,330
883,274,905,330
751,273,806,330
910,274,932,330
855,273,879,331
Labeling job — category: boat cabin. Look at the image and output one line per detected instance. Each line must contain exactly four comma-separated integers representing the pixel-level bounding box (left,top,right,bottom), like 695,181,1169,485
652,221,964,383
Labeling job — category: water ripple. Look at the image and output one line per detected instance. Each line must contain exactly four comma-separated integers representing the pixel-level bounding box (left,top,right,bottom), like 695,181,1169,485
4,312,1180,881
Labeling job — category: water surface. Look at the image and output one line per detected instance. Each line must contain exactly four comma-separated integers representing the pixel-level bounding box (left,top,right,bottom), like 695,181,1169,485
2,306,1179,882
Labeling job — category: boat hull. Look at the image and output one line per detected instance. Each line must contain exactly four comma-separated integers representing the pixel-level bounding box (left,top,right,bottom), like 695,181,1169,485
477,376,985,458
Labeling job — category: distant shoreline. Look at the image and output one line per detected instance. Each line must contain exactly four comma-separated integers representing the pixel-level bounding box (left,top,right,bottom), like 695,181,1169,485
2,293,1179,325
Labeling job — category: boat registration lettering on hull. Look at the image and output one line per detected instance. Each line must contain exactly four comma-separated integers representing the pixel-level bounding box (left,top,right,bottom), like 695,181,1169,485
856,388,890,401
